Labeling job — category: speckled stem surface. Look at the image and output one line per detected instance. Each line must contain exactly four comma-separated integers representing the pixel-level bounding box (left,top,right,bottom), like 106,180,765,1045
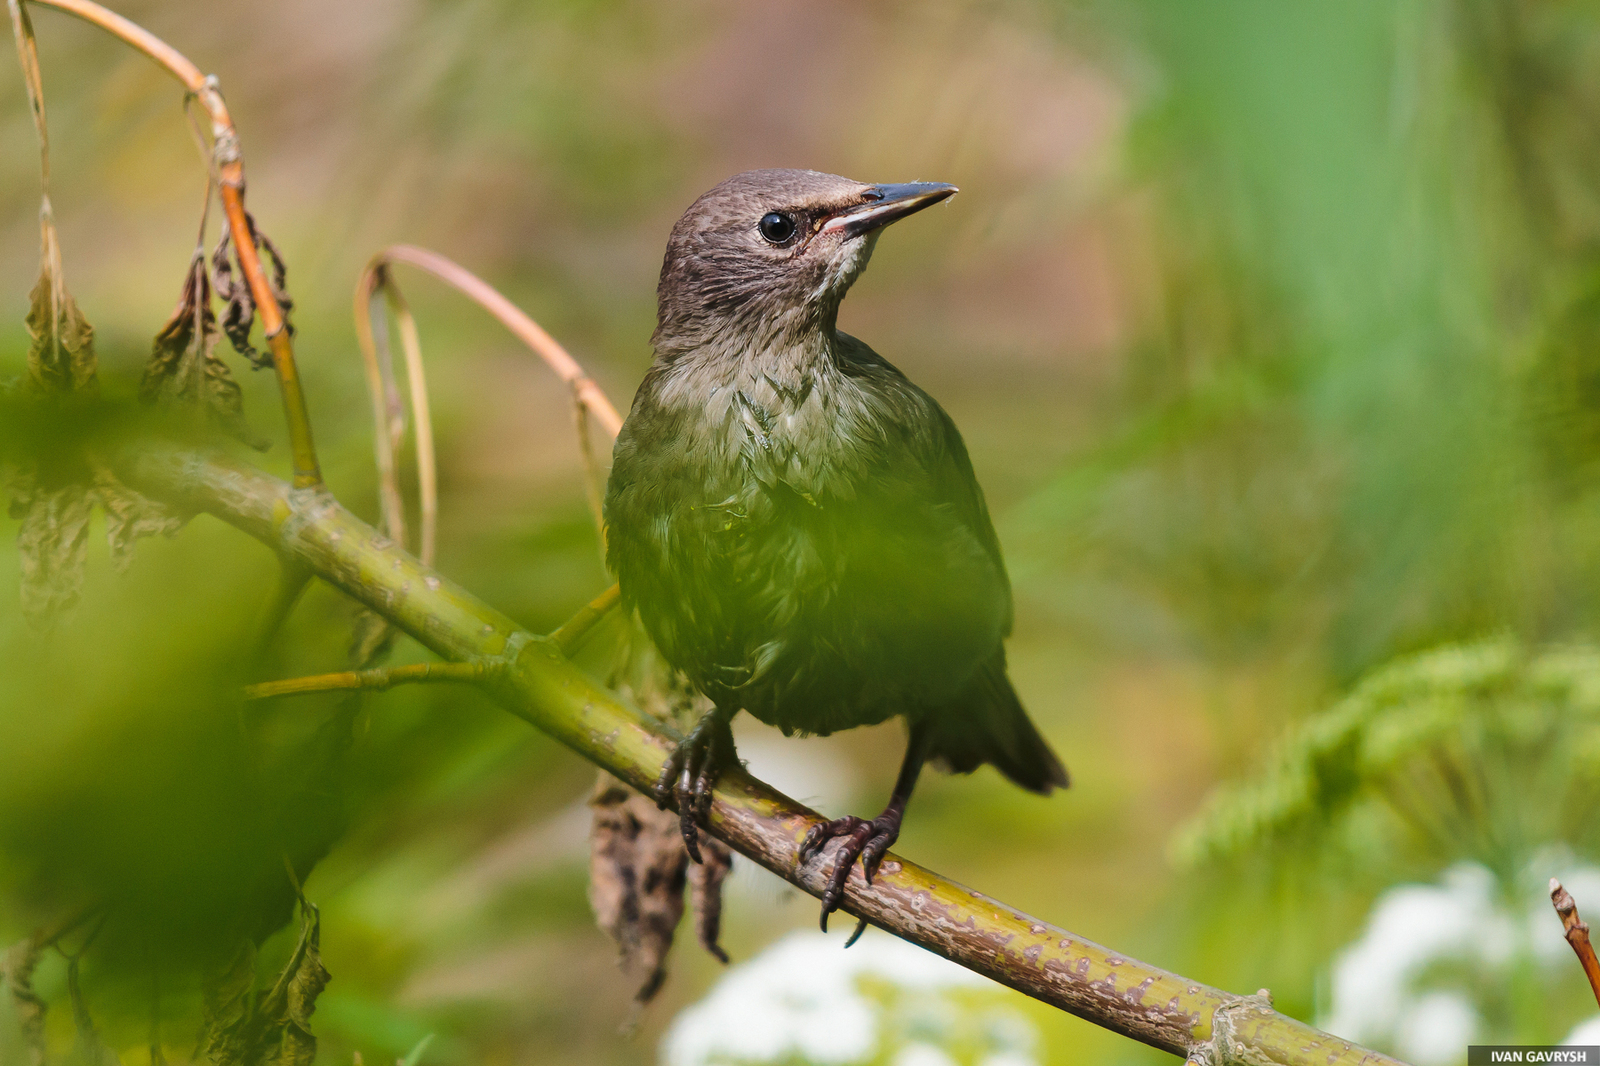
127,446,1407,1066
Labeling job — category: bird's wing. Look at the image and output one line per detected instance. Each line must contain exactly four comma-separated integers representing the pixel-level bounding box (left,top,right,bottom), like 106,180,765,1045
836,334,1015,637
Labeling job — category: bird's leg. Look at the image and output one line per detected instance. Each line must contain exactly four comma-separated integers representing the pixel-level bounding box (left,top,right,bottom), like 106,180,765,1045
653,703,737,863
799,721,930,931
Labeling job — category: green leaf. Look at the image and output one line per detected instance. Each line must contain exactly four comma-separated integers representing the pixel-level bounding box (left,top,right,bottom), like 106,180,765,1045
1172,637,1600,876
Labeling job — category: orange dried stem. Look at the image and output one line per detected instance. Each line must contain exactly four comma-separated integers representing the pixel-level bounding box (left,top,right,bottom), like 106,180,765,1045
573,397,607,549
220,183,320,487
373,244,624,438
245,660,492,701
26,0,322,487
1552,880,1600,1009
23,0,205,93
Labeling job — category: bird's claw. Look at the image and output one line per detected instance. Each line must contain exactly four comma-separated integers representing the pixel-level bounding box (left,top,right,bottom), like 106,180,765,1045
653,711,734,864
799,812,902,932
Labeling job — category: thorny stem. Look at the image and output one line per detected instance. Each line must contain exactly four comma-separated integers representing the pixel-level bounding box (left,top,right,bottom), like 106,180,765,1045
1552,879,1600,1009
125,445,1407,1066
23,0,323,488
244,660,494,701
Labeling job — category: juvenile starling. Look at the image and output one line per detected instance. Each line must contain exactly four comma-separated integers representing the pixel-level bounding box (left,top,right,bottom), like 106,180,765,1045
604,169,1067,928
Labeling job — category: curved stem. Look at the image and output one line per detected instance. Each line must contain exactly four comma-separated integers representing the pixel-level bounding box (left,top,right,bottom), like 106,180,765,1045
373,244,624,437
21,0,205,92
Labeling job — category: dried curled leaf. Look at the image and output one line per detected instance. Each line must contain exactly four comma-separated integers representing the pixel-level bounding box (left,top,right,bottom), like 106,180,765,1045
6,461,186,627
8,469,92,625
200,939,256,1066
6,239,186,627
212,218,294,371
689,836,732,965
198,902,330,1066
13,0,93,397
588,775,689,1006
4,932,48,1066
256,903,330,1066
142,251,267,450
26,255,96,395
94,466,186,572
590,635,735,1002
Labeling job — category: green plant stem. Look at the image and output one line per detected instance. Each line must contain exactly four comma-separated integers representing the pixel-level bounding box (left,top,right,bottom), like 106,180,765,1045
124,445,1405,1066
244,660,493,700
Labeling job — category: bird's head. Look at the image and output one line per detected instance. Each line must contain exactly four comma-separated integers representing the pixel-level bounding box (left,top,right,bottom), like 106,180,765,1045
653,168,957,353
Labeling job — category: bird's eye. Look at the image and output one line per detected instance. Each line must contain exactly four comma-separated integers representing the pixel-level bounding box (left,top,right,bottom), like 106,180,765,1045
758,212,797,244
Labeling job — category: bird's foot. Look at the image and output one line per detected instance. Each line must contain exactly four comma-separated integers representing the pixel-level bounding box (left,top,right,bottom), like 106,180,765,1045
798,809,902,932
653,708,735,863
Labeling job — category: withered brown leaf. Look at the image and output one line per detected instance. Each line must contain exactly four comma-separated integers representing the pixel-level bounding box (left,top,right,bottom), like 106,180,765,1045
26,259,96,395
197,902,330,1066
588,637,735,1008
257,903,330,1066
93,466,186,573
6,460,185,627
689,835,732,965
7,233,186,626
143,251,268,450
212,217,294,372
9,469,92,626
199,939,256,1066
588,775,689,1006
4,932,48,1066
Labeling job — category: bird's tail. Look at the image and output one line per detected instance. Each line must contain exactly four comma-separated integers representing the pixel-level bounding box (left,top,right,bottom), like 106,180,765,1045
927,657,1068,794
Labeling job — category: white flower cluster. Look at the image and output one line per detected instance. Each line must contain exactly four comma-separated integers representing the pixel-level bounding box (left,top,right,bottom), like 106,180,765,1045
661,931,1038,1066
1321,856,1600,1065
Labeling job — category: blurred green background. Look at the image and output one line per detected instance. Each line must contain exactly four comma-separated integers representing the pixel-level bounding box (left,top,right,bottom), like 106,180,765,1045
7,1,1600,1063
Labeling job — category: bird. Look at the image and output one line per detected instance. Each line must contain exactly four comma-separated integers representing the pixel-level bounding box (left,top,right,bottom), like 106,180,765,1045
604,168,1067,930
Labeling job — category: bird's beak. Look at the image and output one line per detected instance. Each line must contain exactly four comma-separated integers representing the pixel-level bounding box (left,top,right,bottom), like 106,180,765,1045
820,182,959,239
